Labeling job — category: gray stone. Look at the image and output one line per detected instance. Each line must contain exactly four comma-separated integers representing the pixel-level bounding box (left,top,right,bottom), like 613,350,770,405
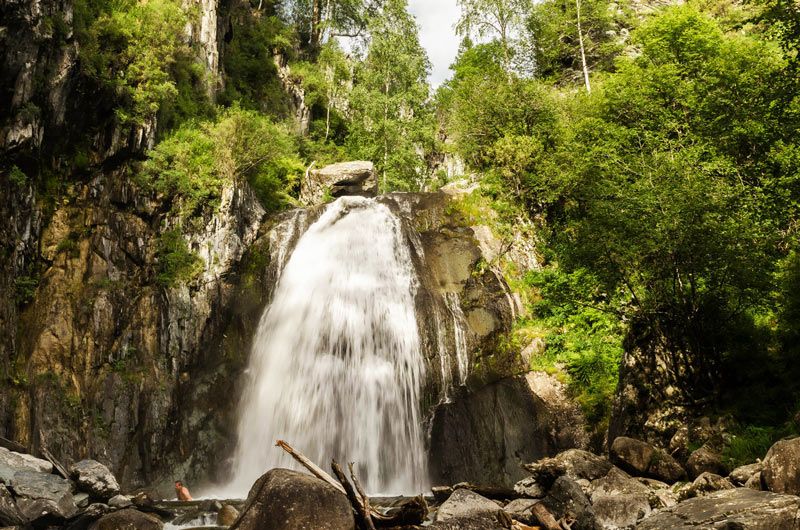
762,437,800,495
525,450,613,489
88,508,163,530
680,472,735,500
74,492,90,508
199,499,223,512
513,477,547,498
16,496,78,526
686,444,728,479
746,471,764,490
610,437,686,483
108,494,132,508
70,460,120,499
435,489,500,522
300,161,378,205
589,467,649,500
10,470,71,503
592,493,651,529
230,469,354,530
635,488,800,529
218,504,240,526
730,463,763,486
542,476,601,530
0,448,53,477
502,498,539,525
0,485,25,527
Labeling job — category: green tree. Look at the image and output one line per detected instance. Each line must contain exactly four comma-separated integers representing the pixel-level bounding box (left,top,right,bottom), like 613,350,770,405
347,0,433,191
456,0,530,78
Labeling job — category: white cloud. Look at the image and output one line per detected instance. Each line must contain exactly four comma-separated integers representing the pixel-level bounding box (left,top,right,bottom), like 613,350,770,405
407,0,462,88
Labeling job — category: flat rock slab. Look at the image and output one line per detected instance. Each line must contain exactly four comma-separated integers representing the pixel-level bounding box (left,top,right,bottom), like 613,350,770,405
0,448,53,479
636,488,800,529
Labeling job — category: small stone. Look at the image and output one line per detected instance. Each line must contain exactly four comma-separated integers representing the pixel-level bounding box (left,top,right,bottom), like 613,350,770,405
610,437,686,483
435,489,499,522
680,472,735,500
74,492,90,508
729,462,763,486
108,495,132,508
745,471,763,490
513,477,547,498
502,498,539,525
217,504,239,526
199,499,222,512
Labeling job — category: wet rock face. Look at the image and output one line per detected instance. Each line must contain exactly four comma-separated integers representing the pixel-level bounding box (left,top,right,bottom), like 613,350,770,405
429,372,589,489
231,469,354,530
635,488,800,529
761,437,800,496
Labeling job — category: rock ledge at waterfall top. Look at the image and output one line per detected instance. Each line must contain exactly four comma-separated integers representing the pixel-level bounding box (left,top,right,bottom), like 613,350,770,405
300,161,378,205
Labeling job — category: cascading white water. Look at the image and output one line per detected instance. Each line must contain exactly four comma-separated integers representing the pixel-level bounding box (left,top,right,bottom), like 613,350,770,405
224,196,428,497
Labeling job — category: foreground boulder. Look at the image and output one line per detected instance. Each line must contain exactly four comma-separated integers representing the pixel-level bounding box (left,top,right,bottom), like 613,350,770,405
635,488,800,529
610,437,686,483
70,460,120,499
88,508,163,530
300,161,378,205
541,476,601,530
762,437,800,495
231,469,354,530
435,489,500,522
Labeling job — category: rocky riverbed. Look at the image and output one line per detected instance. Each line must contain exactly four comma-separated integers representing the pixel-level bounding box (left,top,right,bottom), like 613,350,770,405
4,431,799,529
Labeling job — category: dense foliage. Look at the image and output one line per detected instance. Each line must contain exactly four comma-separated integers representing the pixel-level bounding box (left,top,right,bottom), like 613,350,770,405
441,0,800,447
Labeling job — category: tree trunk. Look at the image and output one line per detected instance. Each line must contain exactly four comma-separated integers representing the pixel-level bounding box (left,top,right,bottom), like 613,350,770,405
576,0,591,93
311,0,323,48
383,81,389,193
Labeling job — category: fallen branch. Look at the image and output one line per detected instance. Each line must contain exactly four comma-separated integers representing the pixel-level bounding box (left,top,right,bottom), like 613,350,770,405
532,503,561,530
275,440,345,495
332,460,376,530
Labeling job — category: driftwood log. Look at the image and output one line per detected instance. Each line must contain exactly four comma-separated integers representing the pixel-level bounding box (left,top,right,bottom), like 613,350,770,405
276,440,568,530
277,441,427,529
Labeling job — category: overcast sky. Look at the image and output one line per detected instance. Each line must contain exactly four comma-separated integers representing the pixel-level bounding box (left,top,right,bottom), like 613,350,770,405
407,0,462,88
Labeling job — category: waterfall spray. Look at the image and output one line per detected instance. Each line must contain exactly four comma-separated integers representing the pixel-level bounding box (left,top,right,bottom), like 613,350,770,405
224,196,429,496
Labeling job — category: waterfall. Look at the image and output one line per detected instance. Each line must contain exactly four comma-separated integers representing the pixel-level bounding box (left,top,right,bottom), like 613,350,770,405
224,196,428,496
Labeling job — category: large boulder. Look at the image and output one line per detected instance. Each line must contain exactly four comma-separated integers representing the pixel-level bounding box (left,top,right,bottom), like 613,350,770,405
435,489,500,522
300,161,378,205
230,469,354,530
635,488,800,529
88,508,163,530
0,447,53,484
762,437,800,495
70,460,120,499
610,437,686,483
430,372,589,488
525,450,613,488
10,470,78,525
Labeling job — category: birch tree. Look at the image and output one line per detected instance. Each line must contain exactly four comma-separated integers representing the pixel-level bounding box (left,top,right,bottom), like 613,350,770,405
347,0,433,191
455,0,530,78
